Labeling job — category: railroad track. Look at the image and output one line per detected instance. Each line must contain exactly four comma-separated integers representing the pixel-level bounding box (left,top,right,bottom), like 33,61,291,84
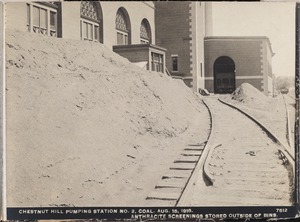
282,94,295,148
145,99,213,206
145,140,209,206
146,96,294,206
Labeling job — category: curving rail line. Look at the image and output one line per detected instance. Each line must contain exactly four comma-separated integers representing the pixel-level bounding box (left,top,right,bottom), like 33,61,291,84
146,100,212,206
219,98,295,172
147,96,294,206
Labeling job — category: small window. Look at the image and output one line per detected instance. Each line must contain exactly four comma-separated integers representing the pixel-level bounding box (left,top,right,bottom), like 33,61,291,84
200,62,203,77
151,52,164,73
40,8,47,29
117,32,124,45
33,6,40,28
27,4,30,26
83,22,88,39
88,23,93,40
124,34,128,45
172,56,178,72
50,11,57,29
94,25,99,41
116,31,128,45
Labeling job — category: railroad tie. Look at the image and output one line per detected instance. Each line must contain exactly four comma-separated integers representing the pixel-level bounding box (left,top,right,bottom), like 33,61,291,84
169,162,196,170
146,141,207,205
147,188,182,201
174,155,198,163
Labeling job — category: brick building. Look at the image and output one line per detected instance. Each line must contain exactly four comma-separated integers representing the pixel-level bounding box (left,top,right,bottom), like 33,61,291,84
154,2,274,95
5,1,274,95
204,37,274,95
5,1,166,74
155,1,206,90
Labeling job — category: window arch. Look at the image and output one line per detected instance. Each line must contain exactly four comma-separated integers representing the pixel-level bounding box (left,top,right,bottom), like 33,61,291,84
115,8,131,45
80,1,103,42
140,19,151,44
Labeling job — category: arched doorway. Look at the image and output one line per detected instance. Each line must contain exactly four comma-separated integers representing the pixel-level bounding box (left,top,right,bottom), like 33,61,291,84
214,56,236,94
80,1,103,42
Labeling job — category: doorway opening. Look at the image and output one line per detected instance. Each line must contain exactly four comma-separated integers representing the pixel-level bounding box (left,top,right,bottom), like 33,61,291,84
213,56,236,94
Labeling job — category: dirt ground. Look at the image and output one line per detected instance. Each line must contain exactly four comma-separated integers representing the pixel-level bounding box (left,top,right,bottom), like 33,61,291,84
5,30,294,207
222,83,295,153
5,30,211,207
184,96,292,206
284,89,296,147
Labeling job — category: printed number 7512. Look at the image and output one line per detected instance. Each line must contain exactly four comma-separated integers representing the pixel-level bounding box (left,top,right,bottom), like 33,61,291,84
276,208,288,213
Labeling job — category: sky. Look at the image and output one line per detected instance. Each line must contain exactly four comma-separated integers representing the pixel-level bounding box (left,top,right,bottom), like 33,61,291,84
209,2,296,77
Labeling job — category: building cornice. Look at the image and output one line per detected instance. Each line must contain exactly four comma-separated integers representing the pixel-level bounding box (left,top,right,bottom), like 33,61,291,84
142,1,155,9
204,36,274,56
113,43,167,52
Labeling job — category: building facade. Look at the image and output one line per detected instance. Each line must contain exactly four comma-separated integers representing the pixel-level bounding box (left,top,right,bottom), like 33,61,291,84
204,37,274,95
5,1,274,95
5,1,166,73
155,2,274,95
154,1,206,90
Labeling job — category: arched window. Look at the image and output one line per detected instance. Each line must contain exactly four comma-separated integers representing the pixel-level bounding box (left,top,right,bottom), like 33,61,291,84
80,1,102,42
140,19,151,44
115,8,131,45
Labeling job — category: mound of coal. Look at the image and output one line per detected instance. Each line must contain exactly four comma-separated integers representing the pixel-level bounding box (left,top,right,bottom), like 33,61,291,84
6,30,209,206
231,83,269,105
223,83,290,152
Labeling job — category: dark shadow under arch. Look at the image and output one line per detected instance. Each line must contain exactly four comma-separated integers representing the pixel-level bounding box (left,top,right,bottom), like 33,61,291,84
213,56,236,94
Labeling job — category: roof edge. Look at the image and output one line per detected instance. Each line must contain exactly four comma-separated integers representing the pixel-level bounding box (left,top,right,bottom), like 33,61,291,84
204,36,274,56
